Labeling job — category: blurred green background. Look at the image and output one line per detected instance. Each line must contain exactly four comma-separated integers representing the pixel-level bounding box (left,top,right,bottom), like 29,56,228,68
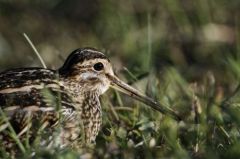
0,0,238,76
1,0,240,159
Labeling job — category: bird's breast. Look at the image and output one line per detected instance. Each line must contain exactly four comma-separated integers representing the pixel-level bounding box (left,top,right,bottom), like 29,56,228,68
80,92,102,144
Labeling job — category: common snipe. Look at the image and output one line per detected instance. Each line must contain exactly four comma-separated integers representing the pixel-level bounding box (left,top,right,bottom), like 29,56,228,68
0,48,179,155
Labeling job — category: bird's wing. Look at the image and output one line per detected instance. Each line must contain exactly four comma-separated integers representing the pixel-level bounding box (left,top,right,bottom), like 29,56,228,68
0,68,76,148
0,68,75,109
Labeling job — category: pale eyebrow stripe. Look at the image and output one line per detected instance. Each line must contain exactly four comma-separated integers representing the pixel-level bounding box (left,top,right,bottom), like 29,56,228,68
75,65,92,69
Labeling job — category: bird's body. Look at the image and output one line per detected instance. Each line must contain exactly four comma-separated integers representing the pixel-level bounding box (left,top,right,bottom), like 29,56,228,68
0,49,110,154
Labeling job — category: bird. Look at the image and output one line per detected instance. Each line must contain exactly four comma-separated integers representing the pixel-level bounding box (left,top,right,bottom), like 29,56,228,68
0,48,180,156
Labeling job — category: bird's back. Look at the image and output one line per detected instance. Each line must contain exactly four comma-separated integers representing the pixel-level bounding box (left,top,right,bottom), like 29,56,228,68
0,68,77,153
0,67,76,108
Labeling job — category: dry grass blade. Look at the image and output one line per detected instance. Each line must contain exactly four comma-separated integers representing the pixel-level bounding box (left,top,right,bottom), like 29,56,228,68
23,33,47,69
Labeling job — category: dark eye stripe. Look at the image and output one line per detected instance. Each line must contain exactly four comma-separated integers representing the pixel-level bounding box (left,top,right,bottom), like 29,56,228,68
93,62,104,71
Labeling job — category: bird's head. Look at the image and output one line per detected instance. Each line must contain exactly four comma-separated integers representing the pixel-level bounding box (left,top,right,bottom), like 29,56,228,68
59,48,180,120
59,48,114,94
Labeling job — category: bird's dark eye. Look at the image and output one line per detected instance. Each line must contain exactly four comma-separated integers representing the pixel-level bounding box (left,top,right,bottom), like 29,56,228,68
93,62,104,71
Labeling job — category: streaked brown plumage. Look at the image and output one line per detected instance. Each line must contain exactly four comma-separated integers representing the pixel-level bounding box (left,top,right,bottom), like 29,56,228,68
0,48,180,156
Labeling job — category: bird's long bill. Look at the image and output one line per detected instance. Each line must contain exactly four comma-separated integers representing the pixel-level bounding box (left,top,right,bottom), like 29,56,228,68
106,74,181,121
